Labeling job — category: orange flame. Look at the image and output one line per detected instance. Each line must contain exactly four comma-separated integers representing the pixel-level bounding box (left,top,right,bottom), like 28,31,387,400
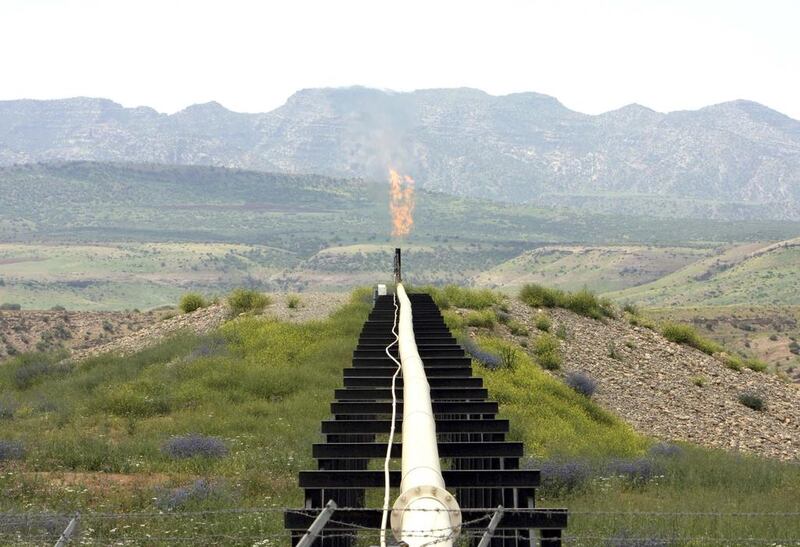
389,168,415,238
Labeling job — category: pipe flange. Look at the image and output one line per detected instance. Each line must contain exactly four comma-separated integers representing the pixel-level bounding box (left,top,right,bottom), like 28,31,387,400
391,485,461,541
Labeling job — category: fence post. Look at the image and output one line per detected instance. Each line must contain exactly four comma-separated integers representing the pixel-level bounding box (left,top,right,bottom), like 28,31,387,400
54,513,80,547
296,500,337,547
477,506,503,547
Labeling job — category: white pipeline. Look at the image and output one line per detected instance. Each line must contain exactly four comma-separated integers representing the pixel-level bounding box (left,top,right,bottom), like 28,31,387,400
391,283,461,546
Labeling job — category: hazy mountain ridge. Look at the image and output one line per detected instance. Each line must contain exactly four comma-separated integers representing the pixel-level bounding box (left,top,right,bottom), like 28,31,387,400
2,88,800,219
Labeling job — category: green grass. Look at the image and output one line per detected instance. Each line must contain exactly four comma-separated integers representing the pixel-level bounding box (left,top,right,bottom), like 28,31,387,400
532,332,563,370
465,309,497,328
557,444,800,544
520,283,615,320
534,313,552,332
0,289,373,541
607,239,800,307
661,322,723,355
414,284,499,310
179,292,208,313
477,245,712,294
472,336,647,458
227,288,271,315
461,320,800,544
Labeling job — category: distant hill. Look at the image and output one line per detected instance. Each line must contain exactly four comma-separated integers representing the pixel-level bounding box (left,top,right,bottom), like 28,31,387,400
474,245,713,293
3,162,799,309
2,88,800,219
607,238,800,306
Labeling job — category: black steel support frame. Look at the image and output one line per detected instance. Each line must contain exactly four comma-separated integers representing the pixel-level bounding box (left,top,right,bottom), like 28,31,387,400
285,293,567,546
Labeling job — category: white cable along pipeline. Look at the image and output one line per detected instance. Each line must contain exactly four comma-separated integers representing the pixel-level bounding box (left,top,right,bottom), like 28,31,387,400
391,283,461,546
379,292,402,547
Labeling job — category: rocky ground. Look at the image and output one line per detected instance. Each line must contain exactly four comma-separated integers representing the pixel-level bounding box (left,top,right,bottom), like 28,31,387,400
0,308,167,360
0,292,349,363
501,299,800,461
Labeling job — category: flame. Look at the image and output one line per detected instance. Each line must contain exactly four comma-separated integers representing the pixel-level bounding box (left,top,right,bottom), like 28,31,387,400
389,168,415,237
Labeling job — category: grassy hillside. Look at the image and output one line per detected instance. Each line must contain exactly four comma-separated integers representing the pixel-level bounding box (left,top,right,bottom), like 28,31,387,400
608,239,800,306
1,287,799,544
3,162,800,309
475,245,712,293
0,242,295,310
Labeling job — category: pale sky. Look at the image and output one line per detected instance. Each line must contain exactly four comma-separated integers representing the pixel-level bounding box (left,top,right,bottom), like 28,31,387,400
2,0,799,119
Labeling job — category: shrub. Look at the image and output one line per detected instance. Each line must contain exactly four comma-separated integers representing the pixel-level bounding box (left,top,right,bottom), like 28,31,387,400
99,383,171,417
535,314,551,332
13,358,74,389
50,305,66,311
722,354,743,371
462,339,502,370
691,376,706,387
420,285,498,310
648,442,682,458
0,303,21,311
507,320,529,336
534,459,592,495
738,392,765,411
565,371,597,397
568,288,613,320
228,289,271,315
606,457,659,485
465,309,496,328
498,346,519,370
180,292,208,313
519,284,563,308
625,340,636,349
11,353,74,389
155,479,228,511
607,342,621,360
161,435,229,459
0,440,25,461
442,286,497,310
495,310,511,324
622,302,639,315
555,325,568,340
519,284,614,320
661,322,722,355
743,358,768,372
533,333,562,370
286,294,302,309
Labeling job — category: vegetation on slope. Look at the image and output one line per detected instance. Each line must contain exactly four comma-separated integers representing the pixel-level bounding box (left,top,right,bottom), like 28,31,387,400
0,289,373,542
520,283,615,320
1,285,798,544
446,285,800,543
476,245,712,293
646,305,800,381
608,239,800,307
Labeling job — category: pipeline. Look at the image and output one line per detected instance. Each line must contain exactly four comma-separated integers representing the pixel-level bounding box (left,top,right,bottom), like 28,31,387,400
391,283,461,546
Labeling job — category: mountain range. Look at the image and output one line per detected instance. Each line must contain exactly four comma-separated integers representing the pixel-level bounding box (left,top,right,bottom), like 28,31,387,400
2,87,800,220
